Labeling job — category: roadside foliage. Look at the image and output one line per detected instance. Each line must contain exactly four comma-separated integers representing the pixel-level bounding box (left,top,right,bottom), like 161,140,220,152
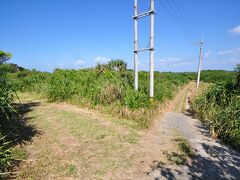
0,75,19,174
191,64,240,149
6,64,189,128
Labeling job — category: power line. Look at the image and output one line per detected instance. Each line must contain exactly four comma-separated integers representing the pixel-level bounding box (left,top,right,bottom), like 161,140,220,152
159,0,195,43
164,0,194,41
171,0,195,39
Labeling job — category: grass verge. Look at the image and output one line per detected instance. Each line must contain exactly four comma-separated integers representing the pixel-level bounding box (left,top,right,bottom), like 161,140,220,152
16,93,141,179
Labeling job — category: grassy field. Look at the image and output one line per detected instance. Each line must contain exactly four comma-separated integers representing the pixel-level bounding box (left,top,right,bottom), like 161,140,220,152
16,93,142,179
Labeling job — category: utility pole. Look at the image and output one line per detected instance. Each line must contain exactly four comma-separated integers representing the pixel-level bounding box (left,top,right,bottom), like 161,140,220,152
133,0,155,98
150,0,155,98
134,0,138,91
195,37,204,89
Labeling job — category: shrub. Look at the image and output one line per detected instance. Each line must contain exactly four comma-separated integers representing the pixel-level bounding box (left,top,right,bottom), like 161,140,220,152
124,89,150,109
0,77,18,122
191,80,240,149
0,76,19,174
96,84,123,105
6,65,192,128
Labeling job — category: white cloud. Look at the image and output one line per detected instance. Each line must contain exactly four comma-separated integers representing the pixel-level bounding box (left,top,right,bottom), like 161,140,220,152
229,25,240,36
158,57,191,66
221,58,240,65
218,47,240,56
74,59,85,65
204,51,212,58
95,56,111,64
159,57,180,64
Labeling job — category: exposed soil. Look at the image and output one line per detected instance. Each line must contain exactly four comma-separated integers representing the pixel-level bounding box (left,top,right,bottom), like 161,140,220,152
133,84,240,180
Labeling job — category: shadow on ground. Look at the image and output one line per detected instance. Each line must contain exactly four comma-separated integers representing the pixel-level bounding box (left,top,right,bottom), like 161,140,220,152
185,143,240,180
146,122,240,179
147,142,240,179
145,85,240,179
2,101,41,145
184,109,212,138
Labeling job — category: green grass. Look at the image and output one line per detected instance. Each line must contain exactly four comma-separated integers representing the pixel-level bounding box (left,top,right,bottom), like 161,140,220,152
6,67,190,128
191,65,240,149
66,164,77,176
0,76,21,176
164,135,195,166
191,81,240,149
5,63,235,129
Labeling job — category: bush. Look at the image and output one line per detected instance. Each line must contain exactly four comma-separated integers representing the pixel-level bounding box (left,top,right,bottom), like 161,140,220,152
96,84,123,105
0,76,19,174
6,65,191,128
191,80,240,149
124,90,150,109
0,77,18,123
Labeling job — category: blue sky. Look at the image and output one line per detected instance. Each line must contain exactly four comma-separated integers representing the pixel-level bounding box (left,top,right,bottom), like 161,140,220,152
1,0,240,72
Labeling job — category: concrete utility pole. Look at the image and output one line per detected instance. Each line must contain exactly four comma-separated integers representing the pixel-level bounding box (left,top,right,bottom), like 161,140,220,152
195,37,204,89
134,0,138,91
133,0,155,98
150,0,155,98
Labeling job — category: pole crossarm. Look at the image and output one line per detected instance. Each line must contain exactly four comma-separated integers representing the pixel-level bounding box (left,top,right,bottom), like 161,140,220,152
133,0,155,98
133,10,155,19
195,37,204,89
134,48,153,52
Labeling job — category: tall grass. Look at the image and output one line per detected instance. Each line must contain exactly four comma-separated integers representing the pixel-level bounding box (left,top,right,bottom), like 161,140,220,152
191,66,240,149
6,67,189,128
0,76,19,174
4,63,236,129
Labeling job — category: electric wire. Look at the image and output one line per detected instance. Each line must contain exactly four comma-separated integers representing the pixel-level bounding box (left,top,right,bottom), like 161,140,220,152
164,0,194,42
171,0,195,39
159,0,195,43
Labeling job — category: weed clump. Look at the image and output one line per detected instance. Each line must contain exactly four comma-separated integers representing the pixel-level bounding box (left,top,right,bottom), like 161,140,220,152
165,138,194,165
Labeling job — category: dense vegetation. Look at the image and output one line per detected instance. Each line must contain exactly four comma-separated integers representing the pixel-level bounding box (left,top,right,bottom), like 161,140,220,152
191,65,240,149
6,61,190,128
0,76,19,174
183,70,235,83
3,60,237,129
0,50,19,175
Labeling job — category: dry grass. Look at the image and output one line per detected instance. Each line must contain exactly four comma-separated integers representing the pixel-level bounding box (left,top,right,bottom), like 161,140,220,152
15,83,195,179
15,93,141,179
173,82,195,113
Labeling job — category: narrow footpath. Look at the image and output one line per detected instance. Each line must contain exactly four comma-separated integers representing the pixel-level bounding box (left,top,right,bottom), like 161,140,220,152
146,84,240,180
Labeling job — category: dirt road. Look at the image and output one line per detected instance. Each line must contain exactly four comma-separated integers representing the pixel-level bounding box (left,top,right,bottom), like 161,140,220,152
146,84,240,180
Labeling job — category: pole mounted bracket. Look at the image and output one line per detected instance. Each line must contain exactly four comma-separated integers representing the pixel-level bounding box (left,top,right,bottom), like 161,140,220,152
133,10,156,19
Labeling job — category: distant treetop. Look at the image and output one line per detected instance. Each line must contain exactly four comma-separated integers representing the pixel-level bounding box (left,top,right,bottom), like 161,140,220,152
0,50,12,64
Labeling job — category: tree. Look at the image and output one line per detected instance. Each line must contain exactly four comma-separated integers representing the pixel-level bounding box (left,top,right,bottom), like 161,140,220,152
108,59,127,72
95,59,127,74
0,50,12,64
